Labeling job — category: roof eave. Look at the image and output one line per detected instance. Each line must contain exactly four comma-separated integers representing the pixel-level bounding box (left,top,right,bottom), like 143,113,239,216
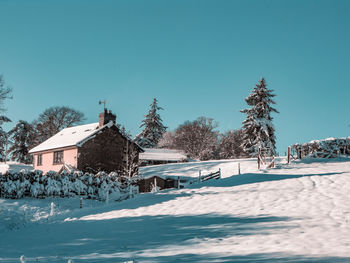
29,144,78,154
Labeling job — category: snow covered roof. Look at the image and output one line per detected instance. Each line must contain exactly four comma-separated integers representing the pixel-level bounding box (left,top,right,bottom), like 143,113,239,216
29,123,101,153
139,148,188,162
29,121,143,154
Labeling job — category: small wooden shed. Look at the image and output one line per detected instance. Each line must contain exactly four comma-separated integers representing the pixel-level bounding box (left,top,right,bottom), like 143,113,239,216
137,176,175,193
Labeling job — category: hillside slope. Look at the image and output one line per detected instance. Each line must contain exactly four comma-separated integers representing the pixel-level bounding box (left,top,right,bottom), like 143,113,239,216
1,158,350,262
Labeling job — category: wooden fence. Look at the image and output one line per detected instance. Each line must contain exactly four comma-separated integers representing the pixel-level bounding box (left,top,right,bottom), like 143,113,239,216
199,169,221,182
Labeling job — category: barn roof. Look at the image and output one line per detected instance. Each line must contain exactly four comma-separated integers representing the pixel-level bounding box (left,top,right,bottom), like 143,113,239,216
139,148,188,162
29,122,143,153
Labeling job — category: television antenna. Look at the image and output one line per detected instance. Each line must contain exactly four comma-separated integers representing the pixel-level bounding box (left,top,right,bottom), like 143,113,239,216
99,100,107,110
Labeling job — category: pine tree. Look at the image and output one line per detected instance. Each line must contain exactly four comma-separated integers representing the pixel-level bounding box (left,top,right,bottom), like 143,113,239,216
136,98,167,148
241,78,278,157
0,128,9,162
8,120,35,164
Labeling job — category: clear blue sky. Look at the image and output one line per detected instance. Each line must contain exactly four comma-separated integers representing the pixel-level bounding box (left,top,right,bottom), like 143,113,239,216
0,0,349,154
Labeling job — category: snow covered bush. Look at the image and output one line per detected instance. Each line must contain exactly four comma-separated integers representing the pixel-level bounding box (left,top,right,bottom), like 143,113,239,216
45,173,62,197
0,169,137,201
291,137,350,159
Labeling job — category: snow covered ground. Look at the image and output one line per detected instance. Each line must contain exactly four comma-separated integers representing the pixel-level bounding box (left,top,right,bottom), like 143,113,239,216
1,157,350,262
0,162,33,175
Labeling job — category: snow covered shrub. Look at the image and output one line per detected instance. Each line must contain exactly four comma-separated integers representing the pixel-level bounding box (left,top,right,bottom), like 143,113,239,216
291,137,350,159
30,174,45,198
15,178,30,199
98,180,109,201
80,173,94,198
2,179,16,198
45,176,61,197
0,169,138,201
72,177,86,196
60,174,72,197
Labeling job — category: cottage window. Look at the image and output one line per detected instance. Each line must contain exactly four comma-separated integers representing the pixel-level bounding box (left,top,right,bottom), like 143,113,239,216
37,154,42,166
53,151,64,164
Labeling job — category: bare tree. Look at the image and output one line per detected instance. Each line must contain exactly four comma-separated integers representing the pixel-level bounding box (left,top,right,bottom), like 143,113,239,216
219,129,247,159
173,117,219,160
0,75,12,161
123,145,140,178
33,106,85,144
157,131,175,148
0,75,12,113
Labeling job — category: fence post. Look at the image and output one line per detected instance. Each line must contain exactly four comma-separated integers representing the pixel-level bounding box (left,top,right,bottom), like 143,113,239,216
198,170,201,182
297,147,301,159
80,197,83,209
50,202,55,216
270,156,275,168
154,177,157,193
287,146,291,164
219,168,221,179
177,176,180,189
258,147,261,169
238,163,241,175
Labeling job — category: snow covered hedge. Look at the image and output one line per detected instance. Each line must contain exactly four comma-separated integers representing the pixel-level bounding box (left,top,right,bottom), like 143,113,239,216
0,170,138,201
291,137,350,159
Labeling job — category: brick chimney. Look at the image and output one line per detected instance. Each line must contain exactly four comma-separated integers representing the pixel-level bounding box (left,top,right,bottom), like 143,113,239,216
99,109,116,127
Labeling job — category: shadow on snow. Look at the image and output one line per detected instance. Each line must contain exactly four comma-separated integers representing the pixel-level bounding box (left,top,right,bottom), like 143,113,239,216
1,213,349,262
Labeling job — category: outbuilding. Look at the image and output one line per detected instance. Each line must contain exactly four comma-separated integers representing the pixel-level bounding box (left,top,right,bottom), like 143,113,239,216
137,175,176,192
139,148,188,166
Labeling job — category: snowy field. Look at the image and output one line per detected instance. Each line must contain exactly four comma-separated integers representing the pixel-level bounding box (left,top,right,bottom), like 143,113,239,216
1,157,350,262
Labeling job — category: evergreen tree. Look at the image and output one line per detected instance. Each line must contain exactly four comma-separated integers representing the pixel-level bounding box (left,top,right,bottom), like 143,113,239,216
241,78,278,157
116,123,132,140
136,98,167,148
0,127,9,162
8,120,35,164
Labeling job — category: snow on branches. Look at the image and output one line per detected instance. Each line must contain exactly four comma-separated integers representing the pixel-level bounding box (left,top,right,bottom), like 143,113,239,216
291,137,350,159
241,78,278,157
136,98,167,148
0,170,138,201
